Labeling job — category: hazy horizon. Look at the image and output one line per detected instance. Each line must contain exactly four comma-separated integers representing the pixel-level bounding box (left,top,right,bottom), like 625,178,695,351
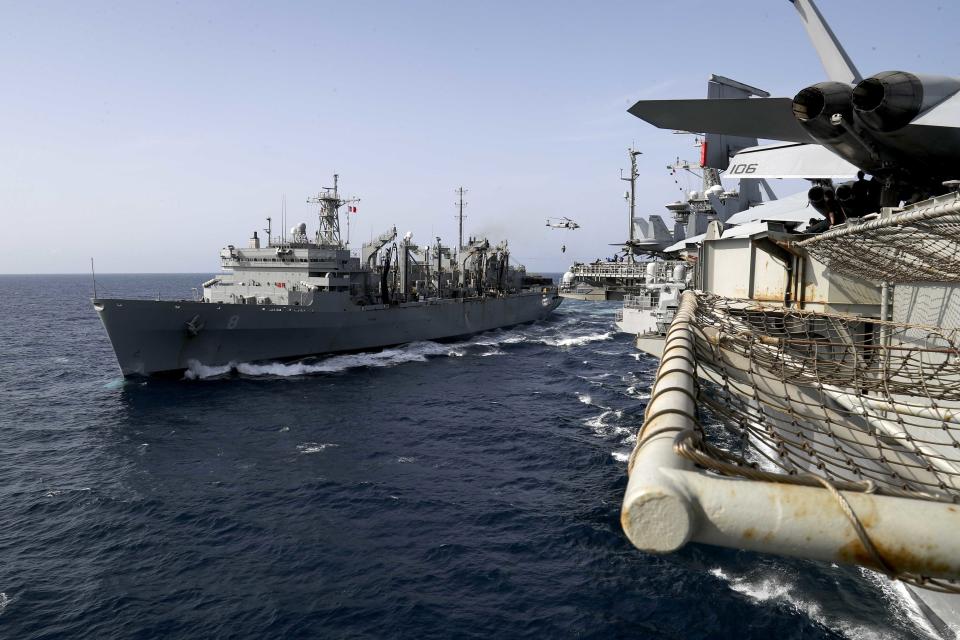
4,0,958,274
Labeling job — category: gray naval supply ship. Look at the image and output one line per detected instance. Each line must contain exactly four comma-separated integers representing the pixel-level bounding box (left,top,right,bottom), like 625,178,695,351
95,176,561,377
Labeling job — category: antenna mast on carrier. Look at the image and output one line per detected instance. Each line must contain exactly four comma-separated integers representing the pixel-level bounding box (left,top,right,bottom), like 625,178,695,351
620,148,642,264
307,174,359,247
455,186,468,251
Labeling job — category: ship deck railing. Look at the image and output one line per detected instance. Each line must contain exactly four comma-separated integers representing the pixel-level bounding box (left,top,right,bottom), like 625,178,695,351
570,262,652,279
622,293,658,311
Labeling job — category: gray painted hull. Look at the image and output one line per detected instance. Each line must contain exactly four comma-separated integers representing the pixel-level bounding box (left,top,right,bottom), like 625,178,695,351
95,292,562,377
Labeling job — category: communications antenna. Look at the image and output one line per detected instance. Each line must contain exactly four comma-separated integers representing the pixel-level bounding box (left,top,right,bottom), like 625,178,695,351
455,186,468,251
620,148,642,263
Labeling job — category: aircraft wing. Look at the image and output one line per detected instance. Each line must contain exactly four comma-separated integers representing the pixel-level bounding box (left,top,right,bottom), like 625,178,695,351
628,98,815,144
724,142,859,179
724,190,817,227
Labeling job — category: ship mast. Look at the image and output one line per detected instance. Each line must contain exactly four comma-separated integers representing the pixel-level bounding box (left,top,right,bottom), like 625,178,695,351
620,148,642,264
306,174,359,247
455,186,468,252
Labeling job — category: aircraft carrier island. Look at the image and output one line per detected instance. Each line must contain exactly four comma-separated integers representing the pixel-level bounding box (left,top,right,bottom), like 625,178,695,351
95,176,561,377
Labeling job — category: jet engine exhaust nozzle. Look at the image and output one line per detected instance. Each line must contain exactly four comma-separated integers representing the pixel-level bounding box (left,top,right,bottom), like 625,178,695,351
807,185,835,217
792,82,854,138
852,71,924,132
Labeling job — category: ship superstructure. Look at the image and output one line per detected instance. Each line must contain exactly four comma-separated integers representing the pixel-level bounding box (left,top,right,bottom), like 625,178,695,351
613,261,688,340
95,176,561,377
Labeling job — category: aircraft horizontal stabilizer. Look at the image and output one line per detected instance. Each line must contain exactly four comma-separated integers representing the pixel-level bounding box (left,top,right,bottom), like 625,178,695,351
628,98,814,144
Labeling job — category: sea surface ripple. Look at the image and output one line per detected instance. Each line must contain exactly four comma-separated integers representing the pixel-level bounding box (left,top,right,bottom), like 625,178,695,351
0,274,935,639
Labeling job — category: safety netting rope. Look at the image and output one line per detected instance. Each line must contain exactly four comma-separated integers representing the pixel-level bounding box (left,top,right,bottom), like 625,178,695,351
675,291,960,592
796,192,960,283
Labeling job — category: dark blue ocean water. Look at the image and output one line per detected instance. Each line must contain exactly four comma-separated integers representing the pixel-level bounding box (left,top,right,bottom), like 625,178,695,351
0,274,936,639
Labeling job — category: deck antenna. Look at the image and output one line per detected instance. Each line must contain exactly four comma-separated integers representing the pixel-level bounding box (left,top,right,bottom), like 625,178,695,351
90,257,98,299
264,216,272,246
282,194,287,244
455,186,468,253
620,148,642,264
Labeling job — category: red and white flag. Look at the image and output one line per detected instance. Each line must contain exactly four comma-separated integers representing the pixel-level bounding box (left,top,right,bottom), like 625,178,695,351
348,205,358,213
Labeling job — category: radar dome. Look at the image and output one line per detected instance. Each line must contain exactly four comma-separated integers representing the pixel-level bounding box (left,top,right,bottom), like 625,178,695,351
561,271,574,285
705,185,724,197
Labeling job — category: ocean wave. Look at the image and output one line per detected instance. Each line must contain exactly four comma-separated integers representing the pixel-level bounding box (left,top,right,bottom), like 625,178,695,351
183,341,466,379
583,409,627,437
611,451,630,463
858,569,940,640
542,332,614,348
584,410,616,431
0,592,8,615
297,442,337,454
624,385,651,400
710,567,901,640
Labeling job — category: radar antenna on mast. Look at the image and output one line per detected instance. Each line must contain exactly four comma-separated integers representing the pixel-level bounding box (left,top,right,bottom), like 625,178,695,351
306,173,360,247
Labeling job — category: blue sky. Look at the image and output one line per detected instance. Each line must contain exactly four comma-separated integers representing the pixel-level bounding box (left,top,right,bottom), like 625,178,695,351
2,0,958,273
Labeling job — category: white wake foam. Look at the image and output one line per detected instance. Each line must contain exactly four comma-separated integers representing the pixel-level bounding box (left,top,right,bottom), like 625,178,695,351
858,569,941,639
297,442,337,454
542,332,614,348
584,410,617,432
624,385,651,400
710,567,903,640
184,340,466,379
183,361,233,379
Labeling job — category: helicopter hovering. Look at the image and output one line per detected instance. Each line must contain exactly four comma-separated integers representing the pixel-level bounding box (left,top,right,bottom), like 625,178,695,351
546,217,580,230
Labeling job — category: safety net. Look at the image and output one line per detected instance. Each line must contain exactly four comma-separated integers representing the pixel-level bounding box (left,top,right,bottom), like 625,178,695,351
797,193,960,283
676,292,960,591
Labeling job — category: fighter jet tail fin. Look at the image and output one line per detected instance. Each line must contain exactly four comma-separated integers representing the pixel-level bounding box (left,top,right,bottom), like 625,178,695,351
649,215,673,241
790,0,861,84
